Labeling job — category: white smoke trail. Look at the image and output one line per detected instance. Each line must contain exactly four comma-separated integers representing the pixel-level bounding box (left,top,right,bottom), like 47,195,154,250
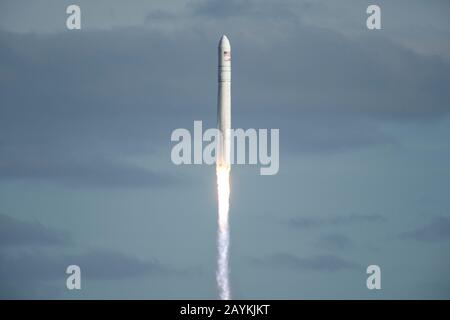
216,165,231,300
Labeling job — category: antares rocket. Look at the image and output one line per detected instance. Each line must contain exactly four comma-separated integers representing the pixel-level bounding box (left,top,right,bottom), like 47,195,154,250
217,35,231,169
216,35,232,300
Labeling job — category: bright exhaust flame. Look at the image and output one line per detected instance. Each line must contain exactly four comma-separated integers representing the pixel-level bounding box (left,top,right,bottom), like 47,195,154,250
216,164,231,300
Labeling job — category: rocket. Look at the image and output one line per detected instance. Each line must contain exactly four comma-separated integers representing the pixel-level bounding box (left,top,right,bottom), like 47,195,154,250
217,35,231,169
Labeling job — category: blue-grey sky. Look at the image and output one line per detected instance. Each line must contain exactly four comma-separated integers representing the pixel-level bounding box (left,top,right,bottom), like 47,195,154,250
1,0,450,299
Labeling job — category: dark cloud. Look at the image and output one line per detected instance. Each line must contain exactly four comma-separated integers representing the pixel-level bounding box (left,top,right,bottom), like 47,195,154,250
0,159,179,188
288,117,396,154
0,213,68,246
190,0,253,18
0,213,198,279
0,248,184,281
286,213,387,230
315,233,354,251
190,0,298,20
400,217,450,242
145,10,179,22
250,253,358,271
0,213,201,298
0,30,206,188
0,247,198,298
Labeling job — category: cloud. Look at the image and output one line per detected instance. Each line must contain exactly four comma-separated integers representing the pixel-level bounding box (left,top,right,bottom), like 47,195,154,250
0,213,201,298
0,248,184,282
190,0,298,21
286,213,387,230
400,217,450,242
0,247,199,298
250,253,358,272
315,233,354,251
190,0,252,18
0,213,68,246
0,159,179,188
0,30,204,188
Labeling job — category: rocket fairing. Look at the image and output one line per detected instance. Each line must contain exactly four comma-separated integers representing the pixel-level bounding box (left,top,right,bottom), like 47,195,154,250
217,35,231,169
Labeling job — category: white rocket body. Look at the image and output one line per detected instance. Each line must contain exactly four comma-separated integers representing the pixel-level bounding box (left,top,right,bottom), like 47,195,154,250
217,35,231,169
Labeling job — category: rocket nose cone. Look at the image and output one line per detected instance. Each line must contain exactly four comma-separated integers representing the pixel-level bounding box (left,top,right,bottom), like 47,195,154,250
219,35,231,50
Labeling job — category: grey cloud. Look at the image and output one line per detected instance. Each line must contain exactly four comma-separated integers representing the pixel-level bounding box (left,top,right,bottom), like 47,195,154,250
315,233,354,251
0,247,197,298
329,214,387,225
190,0,253,18
0,212,201,298
145,10,179,22
0,213,68,247
233,34,450,121
286,213,387,230
400,217,450,242
250,253,358,272
0,247,198,287
190,0,298,20
0,30,211,187
0,159,179,188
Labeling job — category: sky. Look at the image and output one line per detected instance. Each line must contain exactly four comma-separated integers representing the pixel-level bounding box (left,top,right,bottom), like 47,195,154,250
0,0,450,299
